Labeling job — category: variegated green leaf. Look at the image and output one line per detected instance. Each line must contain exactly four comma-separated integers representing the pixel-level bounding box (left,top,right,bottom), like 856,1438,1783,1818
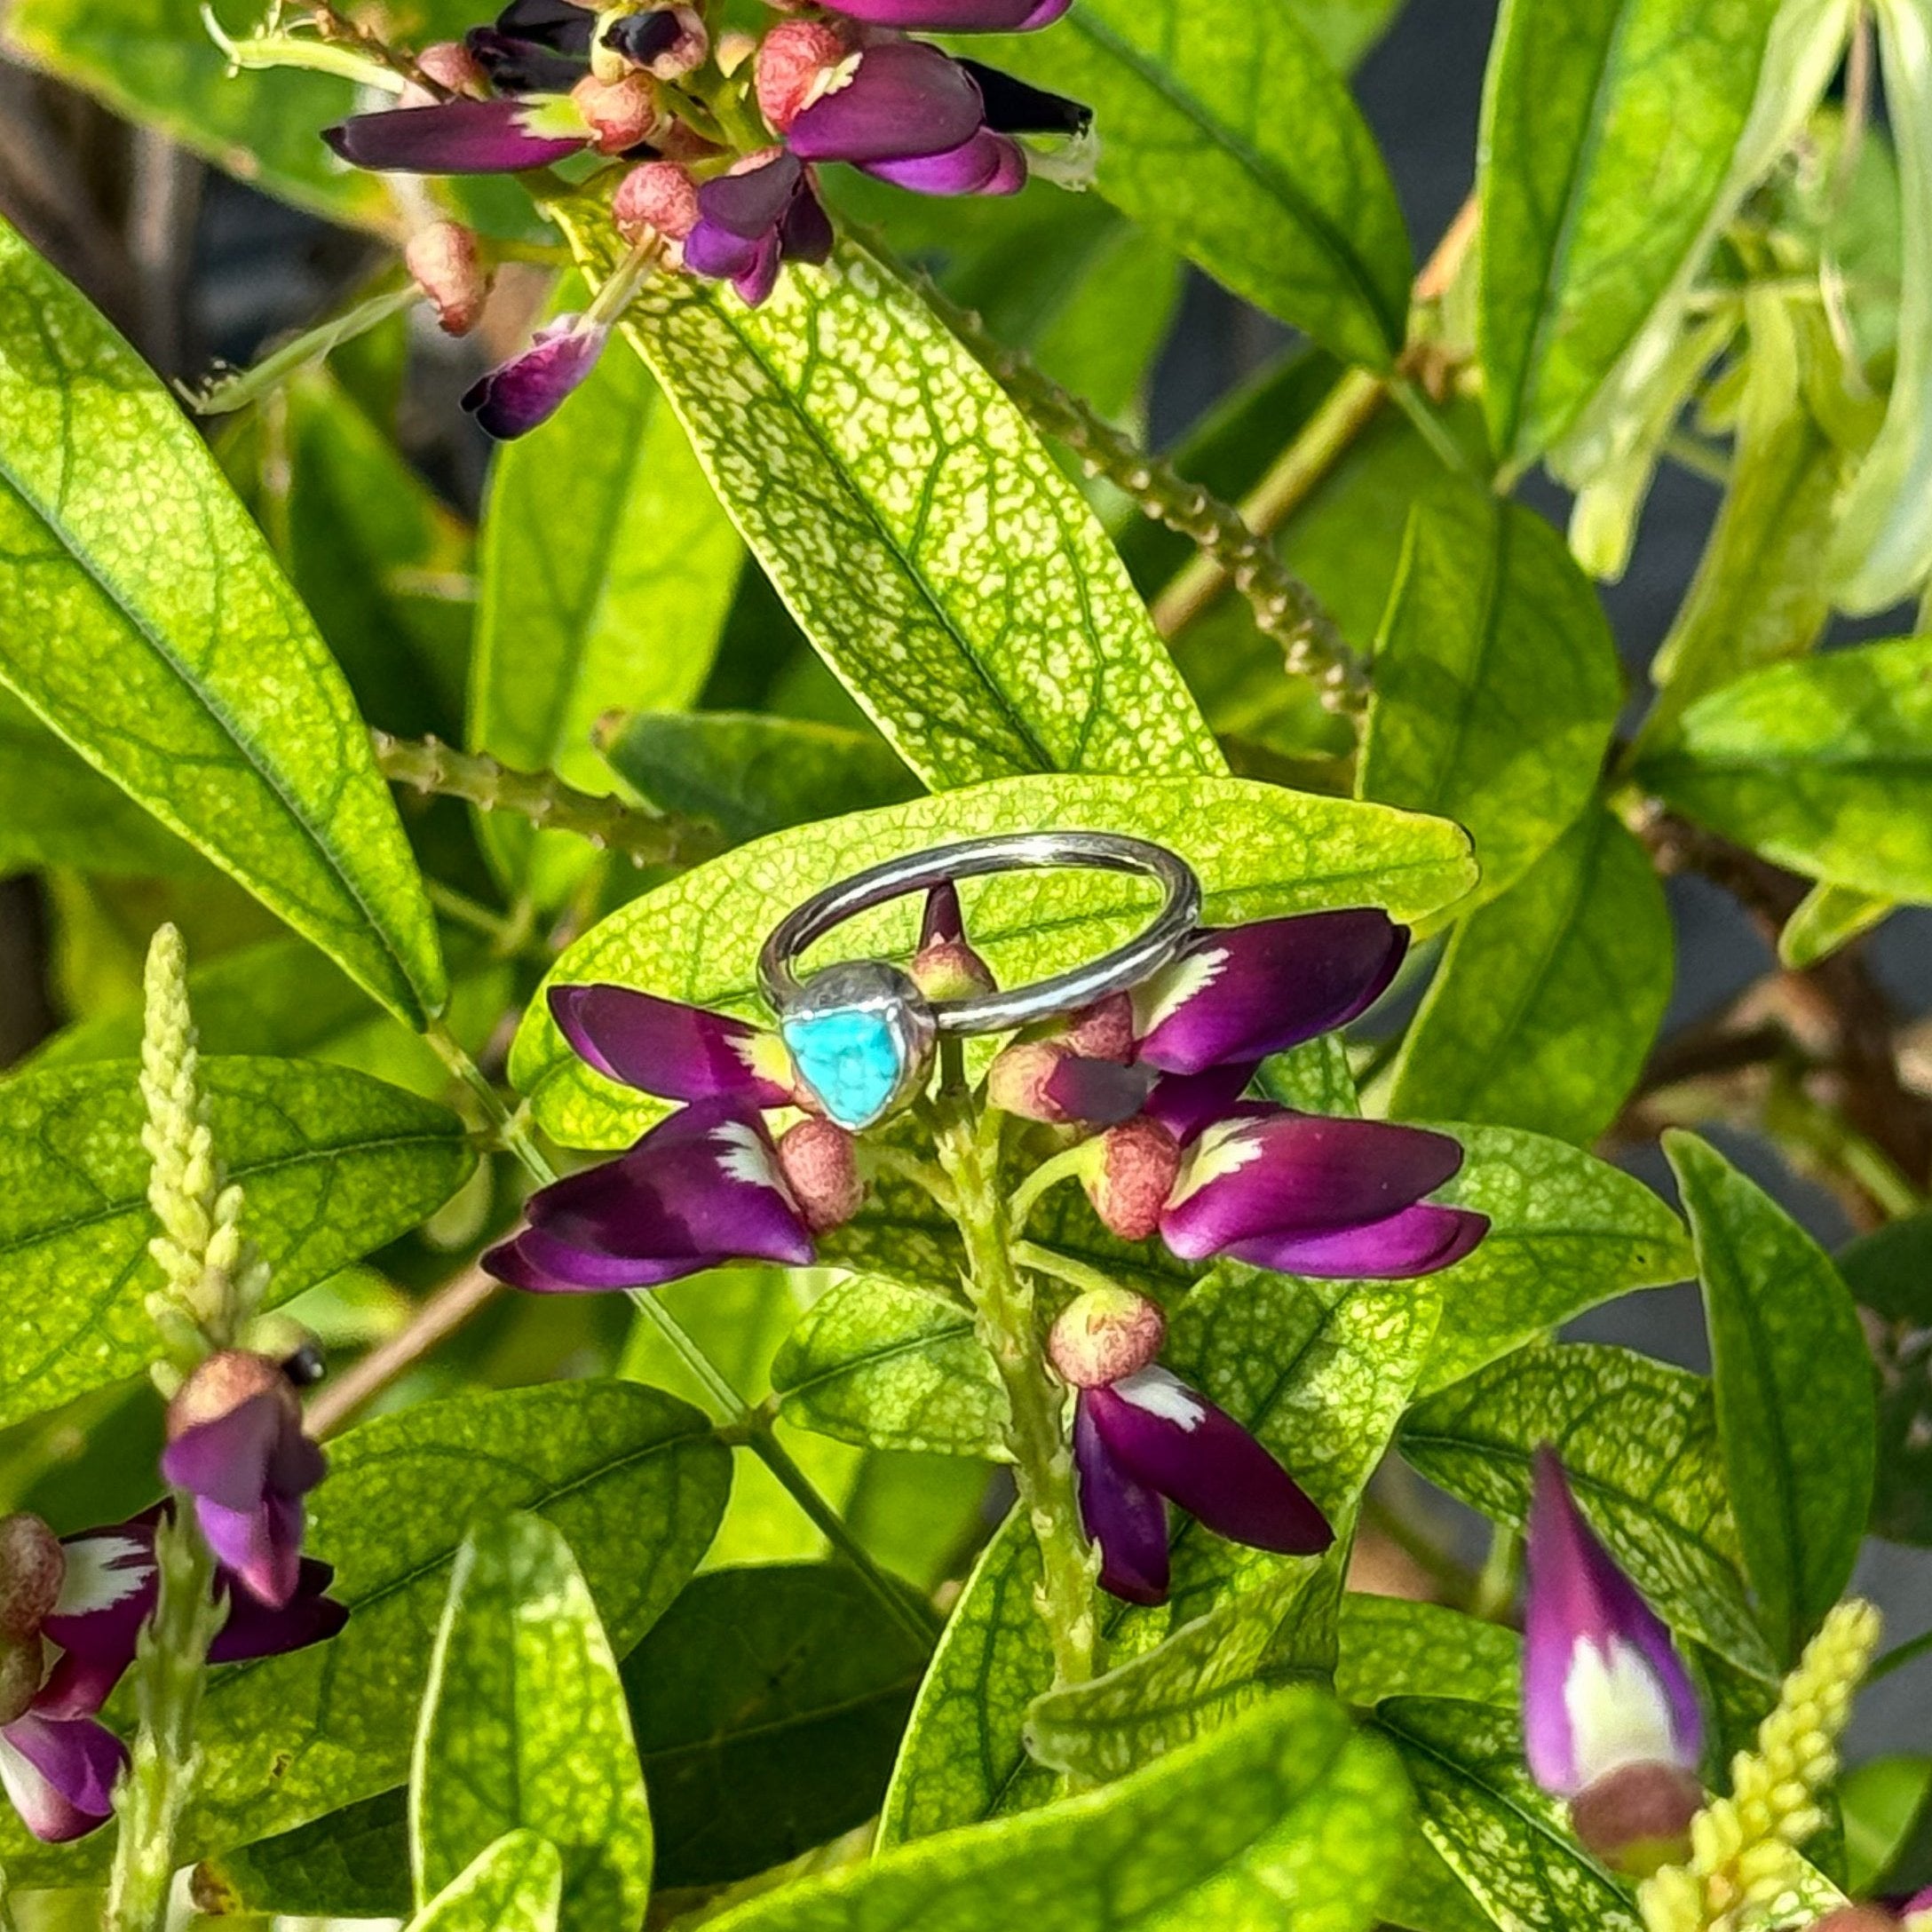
1335,1597,1521,1709
408,1832,562,1932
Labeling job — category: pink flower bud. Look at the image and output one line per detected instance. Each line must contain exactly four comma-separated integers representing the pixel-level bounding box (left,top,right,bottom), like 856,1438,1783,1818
0,1633,44,1728
986,1040,1071,1122
1809,1914,1904,1932
0,1515,64,1642
1083,1117,1182,1240
755,19,854,132
1567,1762,1704,1878
405,221,491,337
777,1117,866,1232
1048,1287,1166,1389
614,161,700,242
910,939,994,1002
1056,993,1135,1063
416,39,490,97
167,1349,297,1439
571,72,663,154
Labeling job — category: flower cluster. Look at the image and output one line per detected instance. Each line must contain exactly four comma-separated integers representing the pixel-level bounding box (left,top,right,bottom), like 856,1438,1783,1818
485,882,1485,1600
322,0,1092,433
0,1491,343,1842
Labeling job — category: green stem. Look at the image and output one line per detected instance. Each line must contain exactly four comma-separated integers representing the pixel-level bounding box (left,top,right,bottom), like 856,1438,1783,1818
421,1024,934,1645
1469,1522,1522,1624
1387,374,1477,479
1005,1141,1092,1233
184,285,419,416
1011,1240,1130,1302
376,732,724,869
936,1103,1098,1692
104,1508,224,1932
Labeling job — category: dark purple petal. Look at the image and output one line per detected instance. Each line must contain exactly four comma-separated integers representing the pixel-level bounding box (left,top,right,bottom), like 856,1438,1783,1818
1160,1112,1466,1259
210,1559,348,1663
694,150,804,239
1086,1368,1333,1556
321,98,587,173
463,27,588,94
685,217,764,282
1524,1447,1701,1797
1041,1052,1158,1127
954,60,1089,134
1074,1398,1169,1604
602,10,681,63
161,1394,285,1515
788,43,984,163
780,181,835,264
1220,1203,1490,1280
859,130,1025,196
1134,911,1407,1075
491,0,596,53
463,321,608,439
195,1491,305,1611
549,983,796,1106
484,1223,713,1293
732,240,784,307
39,1525,157,1719
1140,1063,1258,1145
0,1713,125,1842
817,0,1063,25
921,882,967,949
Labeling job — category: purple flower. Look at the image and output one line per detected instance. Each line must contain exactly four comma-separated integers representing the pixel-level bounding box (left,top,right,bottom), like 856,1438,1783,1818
484,1096,817,1293
683,150,834,305
817,0,1071,29
162,1352,329,1611
0,1701,125,1845
1049,1290,1330,1605
322,94,592,173
464,0,595,92
36,1512,344,1720
1525,1448,1705,1873
548,981,802,1110
463,318,609,439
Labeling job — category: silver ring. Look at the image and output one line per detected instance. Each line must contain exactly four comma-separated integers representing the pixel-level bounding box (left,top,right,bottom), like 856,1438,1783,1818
757,832,1201,1131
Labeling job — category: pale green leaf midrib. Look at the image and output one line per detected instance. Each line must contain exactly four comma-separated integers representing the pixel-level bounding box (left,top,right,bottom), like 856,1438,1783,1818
780,1318,976,1402
1071,12,1403,352
1413,507,1511,821
639,1677,923,1770
622,312,1057,779
0,446,422,1017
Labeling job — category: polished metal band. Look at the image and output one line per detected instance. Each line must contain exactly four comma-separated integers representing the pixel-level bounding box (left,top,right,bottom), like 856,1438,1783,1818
756,831,1203,1034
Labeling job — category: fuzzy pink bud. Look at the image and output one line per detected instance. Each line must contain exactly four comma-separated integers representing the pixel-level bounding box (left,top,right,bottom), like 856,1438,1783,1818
755,19,853,132
168,1349,298,1441
1810,1914,1905,1932
1056,993,1135,1064
1567,1762,1704,1879
1083,1117,1181,1240
571,72,663,154
1048,1287,1165,1389
0,1635,44,1728
987,1040,1074,1122
406,222,491,337
614,161,700,243
416,39,489,96
0,1515,64,1642
910,940,994,1002
778,1118,866,1232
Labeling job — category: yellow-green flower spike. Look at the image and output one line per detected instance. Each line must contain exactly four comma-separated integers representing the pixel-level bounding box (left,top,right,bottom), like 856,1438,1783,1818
1638,1600,1882,1932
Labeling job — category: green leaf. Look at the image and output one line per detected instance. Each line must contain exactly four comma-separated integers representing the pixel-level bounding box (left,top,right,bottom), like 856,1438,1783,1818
511,771,1476,1148
1358,489,1622,907
1407,1122,1693,1396
1838,1211,1932,1546
1399,1342,1776,1677
0,1056,471,1431
0,692,202,878
1334,1597,1521,1709
1022,1558,1335,1786
1779,883,1896,970
602,710,921,846
472,293,740,899
1374,1699,1642,1932
1258,1036,1360,1116
715,1687,1410,1932
624,1563,931,1888
1295,0,1405,68
771,1276,1010,1460
198,1790,413,1921
0,1382,729,1888
408,1831,562,1932
952,0,1410,365
1842,1755,1932,1894
569,225,1223,792
1635,639,1932,900
413,1513,653,1931
0,220,446,1026
1666,1130,1877,1659
1477,0,1785,466
1386,808,1673,1144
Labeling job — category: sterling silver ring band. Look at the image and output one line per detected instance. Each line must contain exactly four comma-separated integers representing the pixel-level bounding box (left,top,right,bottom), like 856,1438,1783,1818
757,831,1202,1034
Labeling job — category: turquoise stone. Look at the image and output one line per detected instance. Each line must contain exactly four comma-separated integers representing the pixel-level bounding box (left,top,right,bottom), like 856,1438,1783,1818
781,1008,906,1129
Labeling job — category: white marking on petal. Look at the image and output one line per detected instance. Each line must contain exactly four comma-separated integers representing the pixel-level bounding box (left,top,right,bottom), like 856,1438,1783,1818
709,1120,785,1192
1114,1366,1206,1431
52,1536,152,1618
1564,1637,1683,1787
1132,945,1229,1039
1163,1118,1265,1209
737,1030,796,1091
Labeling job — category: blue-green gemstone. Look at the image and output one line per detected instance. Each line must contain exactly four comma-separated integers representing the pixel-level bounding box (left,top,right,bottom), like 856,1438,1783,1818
781,1008,906,1130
